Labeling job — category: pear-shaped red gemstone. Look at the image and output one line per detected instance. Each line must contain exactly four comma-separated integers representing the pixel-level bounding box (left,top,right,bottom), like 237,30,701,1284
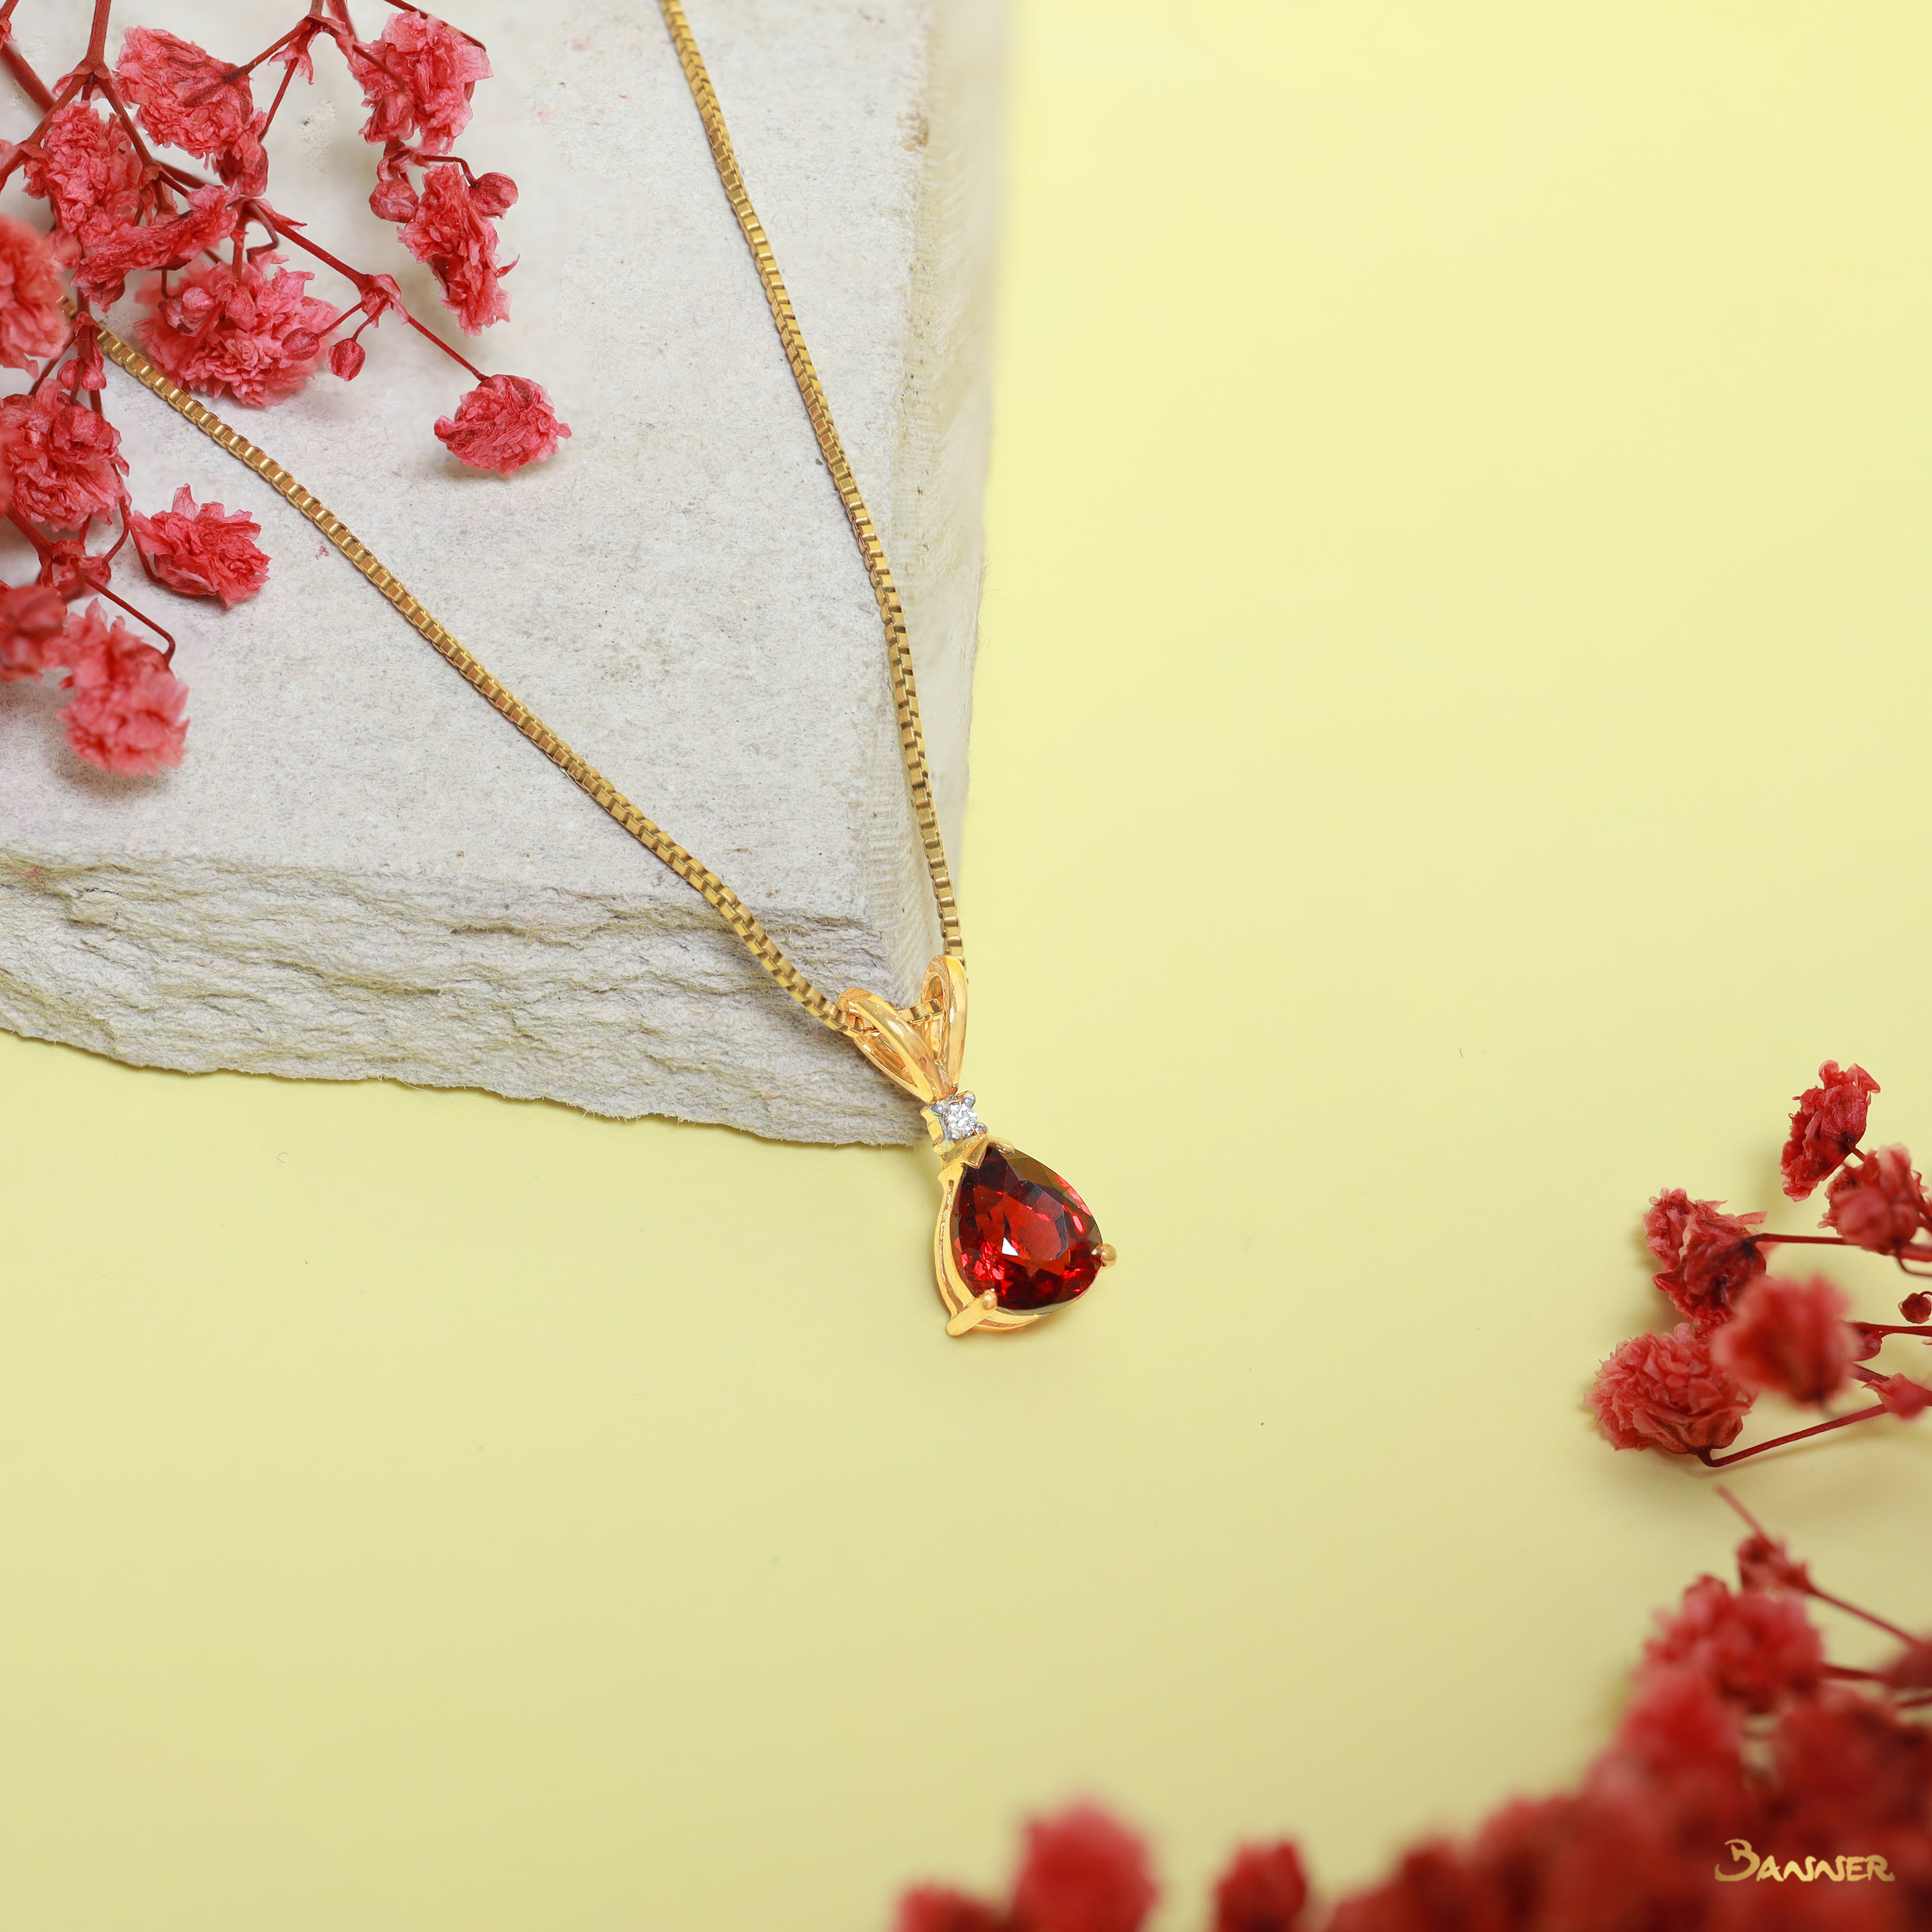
950,1144,1104,1312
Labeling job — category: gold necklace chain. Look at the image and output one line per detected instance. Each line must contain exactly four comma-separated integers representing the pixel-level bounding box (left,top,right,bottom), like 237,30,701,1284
84,0,961,1040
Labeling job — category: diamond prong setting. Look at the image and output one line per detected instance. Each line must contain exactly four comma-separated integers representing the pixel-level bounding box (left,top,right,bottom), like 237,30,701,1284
926,1092,984,1144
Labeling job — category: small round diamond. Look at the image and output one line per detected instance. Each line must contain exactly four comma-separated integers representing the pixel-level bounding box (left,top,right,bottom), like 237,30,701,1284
928,1092,984,1143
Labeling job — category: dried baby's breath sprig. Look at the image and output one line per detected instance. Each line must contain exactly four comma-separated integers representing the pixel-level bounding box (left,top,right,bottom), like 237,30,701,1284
0,0,569,771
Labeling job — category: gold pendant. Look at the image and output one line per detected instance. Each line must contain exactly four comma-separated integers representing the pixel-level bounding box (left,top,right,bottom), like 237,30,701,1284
838,957,1115,1336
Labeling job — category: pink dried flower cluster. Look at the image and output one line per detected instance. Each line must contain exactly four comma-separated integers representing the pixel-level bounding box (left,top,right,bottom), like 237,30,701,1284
895,1512,1932,1931
136,255,334,406
0,0,569,774
128,486,269,607
1590,1063,1932,1466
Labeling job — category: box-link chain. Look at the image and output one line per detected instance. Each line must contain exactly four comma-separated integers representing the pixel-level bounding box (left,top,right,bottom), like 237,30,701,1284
82,0,964,1038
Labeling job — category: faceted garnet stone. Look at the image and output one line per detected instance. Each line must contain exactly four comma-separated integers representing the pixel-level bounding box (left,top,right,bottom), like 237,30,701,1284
950,1144,1105,1312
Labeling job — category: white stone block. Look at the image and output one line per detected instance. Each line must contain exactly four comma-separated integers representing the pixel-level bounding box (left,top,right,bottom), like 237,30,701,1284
0,0,999,1144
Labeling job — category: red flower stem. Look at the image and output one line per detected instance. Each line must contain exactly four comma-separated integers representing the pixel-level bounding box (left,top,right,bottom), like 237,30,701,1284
0,69,89,190
25,329,76,396
1697,1403,1891,1466
256,46,302,138
1853,1323,1932,1340
92,76,166,175
1804,1582,1919,1647
1821,1663,1886,1681
88,575,174,656
0,37,52,111
8,510,51,560
1756,1233,1932,1267
252,213,489,378
234,20,311,81
84,0,114,66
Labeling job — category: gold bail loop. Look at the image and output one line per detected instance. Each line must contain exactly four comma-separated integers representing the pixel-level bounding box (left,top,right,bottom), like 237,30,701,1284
836,955,967,1104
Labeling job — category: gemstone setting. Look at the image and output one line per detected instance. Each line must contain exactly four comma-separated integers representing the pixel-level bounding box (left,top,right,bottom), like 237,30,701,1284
948,1143,1105,1313
926,1092,984,1143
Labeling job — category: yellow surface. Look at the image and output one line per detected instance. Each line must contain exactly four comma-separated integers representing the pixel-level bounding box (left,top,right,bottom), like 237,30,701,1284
5,3,1932,1927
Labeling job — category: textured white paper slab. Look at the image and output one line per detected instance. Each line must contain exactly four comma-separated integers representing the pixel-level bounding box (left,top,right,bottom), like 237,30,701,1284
0,0,998,1144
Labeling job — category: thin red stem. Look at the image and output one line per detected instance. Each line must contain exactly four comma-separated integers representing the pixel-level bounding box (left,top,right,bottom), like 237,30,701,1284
89,575,174,657
7,510,50,560
84,0,114,66
25,330,75,397
0,38,53,110
413,152,478,184
234,20,309,80
1805,1583,1920,1648
257,47,301,137
1698,1403,1891,1466
254,213,487,378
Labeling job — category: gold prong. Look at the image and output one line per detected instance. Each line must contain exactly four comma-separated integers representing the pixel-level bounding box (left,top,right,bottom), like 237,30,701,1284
934,1129,990,1182
1096,1243,1118,1268
945,1290,998,1337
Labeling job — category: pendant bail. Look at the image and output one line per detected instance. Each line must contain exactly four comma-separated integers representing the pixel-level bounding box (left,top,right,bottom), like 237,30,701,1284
836,953,967,1104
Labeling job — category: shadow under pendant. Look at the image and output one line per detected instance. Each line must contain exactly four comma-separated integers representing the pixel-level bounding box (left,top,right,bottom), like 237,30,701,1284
839,956,1115,1335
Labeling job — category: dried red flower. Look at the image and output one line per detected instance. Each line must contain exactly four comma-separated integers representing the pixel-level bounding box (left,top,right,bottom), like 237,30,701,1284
0,387,128,531
369,141,422,221
433,372,569,476
1322,1844,1487,1932
1609,1659,1745,1776
22,102,142,247
0,216,68,371
55,602,187,776
115,27,266,190
1712,1274,1855,1406
347,11,491,151
1904,1292,1932,1325
1826,1145,1930,1255
1734,1526,1813,1596
399,163,510,334
135,256,335,407
129,486,269,608
1644,1190,1766,1328
1867,1372,1932,1421
1642,1188,1697,1264
469,170,517,216
41,535,110,601
893,1514,1932,1932
1782,1060,1879,1200
0,581,66,682
70,182,235,308
1590,1323,1753,1455
1850,1322,1889,1361
1644,1574,1824,1713
1212,1843,1308,1932
329,338,366,381
1010,1806,1158,1932
1880,1641,1932,1692
894,1889,1009,1932
1773,1689,1932,1832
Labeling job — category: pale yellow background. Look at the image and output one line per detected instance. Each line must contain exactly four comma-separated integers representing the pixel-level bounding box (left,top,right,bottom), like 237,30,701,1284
5,3,1932,1927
